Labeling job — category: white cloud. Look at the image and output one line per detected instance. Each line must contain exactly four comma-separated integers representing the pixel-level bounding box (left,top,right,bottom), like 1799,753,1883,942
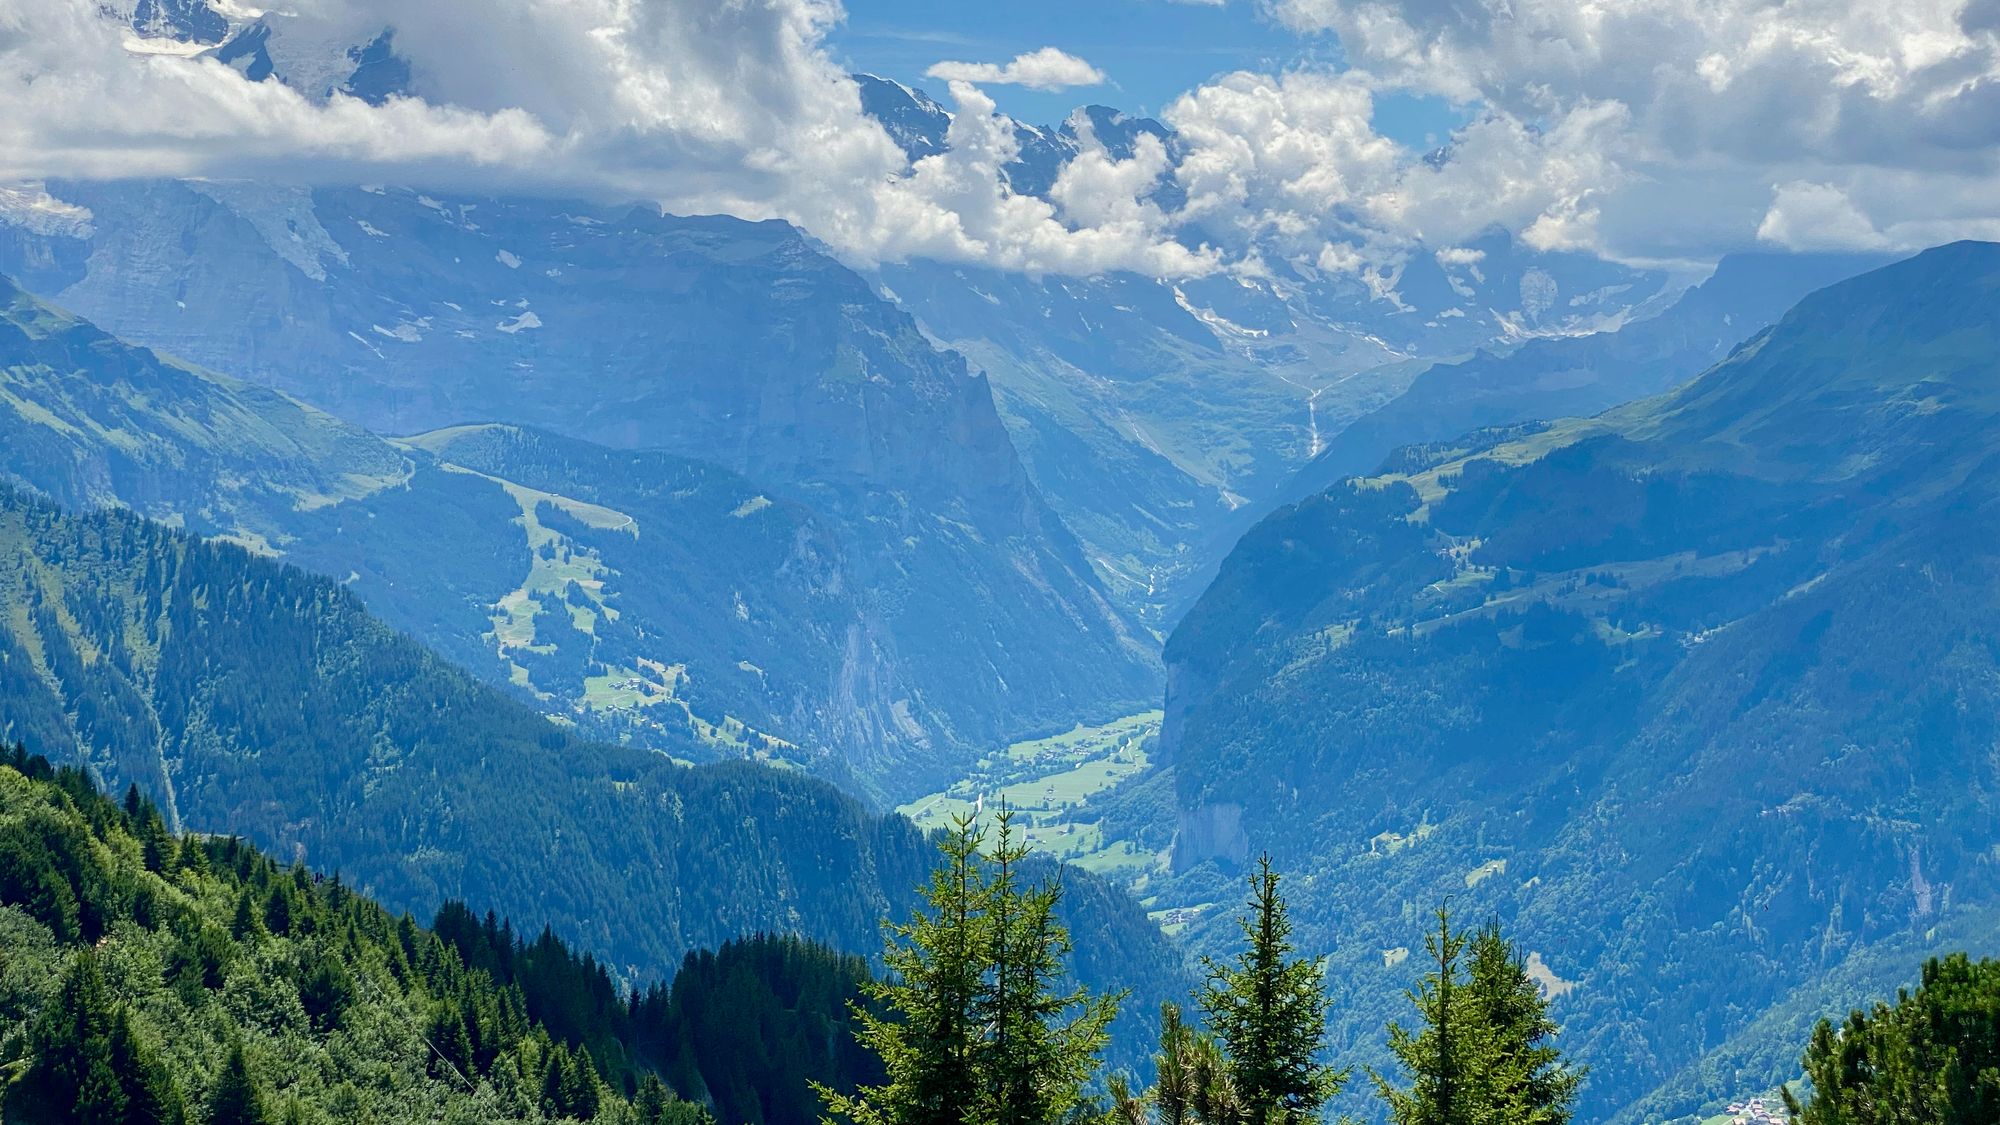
1158,67,1626,274
1164,70,1402,259
7,0,2000,283
0,0,1204,278
0,1,550,181
1755,182,1891,251
1264,0,2000,260
862,81,1220,276
926,47,1106,91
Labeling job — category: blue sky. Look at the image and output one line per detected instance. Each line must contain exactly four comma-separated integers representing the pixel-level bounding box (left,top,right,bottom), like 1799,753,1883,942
828,0,1466,149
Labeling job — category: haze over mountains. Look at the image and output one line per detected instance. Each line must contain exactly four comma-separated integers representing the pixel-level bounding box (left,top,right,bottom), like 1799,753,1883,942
7,1,2000,1122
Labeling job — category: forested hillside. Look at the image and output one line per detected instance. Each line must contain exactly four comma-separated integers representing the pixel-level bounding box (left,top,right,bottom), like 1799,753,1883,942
0,184,1162,793
1160,241,2000,1120
0,487,1192,1066
0,744,875,1124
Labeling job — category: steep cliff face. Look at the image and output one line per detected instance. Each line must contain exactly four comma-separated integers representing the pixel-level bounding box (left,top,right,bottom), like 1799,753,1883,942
0,189,1159,795
1172,799,1249,872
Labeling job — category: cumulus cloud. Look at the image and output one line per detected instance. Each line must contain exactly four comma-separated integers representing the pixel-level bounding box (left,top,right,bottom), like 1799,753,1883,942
1165,70,1401,257
861,82,1218,276
0,0,1198,277
926,47,1106,91
1264,0,2000,260
1157,67,1628,276
7,0,1999,280
1756,182,1891,251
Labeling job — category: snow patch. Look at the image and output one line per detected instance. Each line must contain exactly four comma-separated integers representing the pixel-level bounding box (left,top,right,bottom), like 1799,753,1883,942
254,15,368,101
1172,286,1269,339
0,183,94,238
371,316,429,343
355,219,388,238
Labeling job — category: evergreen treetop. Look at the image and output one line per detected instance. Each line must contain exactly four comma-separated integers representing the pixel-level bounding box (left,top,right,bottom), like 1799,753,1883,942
1200,854,1345,1125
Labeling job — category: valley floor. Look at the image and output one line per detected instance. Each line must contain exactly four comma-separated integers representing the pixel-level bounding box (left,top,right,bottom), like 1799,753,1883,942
895,709,1218,936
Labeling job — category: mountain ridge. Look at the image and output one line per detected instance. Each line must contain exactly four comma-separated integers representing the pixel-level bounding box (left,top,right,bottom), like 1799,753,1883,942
1157,240,2000,1121
0,220,1157,795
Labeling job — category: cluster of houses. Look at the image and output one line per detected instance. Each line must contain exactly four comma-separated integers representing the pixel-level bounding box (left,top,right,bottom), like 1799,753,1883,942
1722,1096,1785,1124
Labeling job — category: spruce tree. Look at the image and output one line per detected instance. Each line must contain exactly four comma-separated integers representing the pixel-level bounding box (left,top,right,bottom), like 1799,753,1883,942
1375,908,1469,1125
206,1041,271,1125
820,813,986,1125
1200,855,1344,1125
974,808,1119,1125
822,807,1119,1125
109,1006,186,1125
1462,925,1580,1125
15,950,126,1125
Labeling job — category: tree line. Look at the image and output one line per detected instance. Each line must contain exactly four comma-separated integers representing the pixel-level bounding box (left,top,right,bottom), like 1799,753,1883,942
821,808,1580,1125
830,806,2000,1125
3,743,1993,1125
0,745,867,1125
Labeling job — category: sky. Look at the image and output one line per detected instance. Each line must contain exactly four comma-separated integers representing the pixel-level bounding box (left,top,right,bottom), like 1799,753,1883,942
3,0,2000,280
830,0,1465,148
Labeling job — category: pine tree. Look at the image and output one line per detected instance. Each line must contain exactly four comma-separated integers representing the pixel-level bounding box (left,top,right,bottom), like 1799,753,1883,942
1148,1001,1243,1125
1462,925,1580,1125
15,950,126,1125
1784,952,2000,1124
206,1041,271,1125
1200,855,1344,1125
974,808,1120,1125
820,812,986,1125
821,807,1119,1125
1375,908,1470,1125
1154,1004,1196,1125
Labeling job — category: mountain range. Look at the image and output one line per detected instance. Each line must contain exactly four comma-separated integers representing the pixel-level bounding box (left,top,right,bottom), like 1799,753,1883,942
0,191,1157,798
1159,241,2000,1120
9,8,1999,1123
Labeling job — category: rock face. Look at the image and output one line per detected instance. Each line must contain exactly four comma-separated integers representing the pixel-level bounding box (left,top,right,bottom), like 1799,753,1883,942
1162,243,2000,1120
0,190,1160,796
1172,800,1249,872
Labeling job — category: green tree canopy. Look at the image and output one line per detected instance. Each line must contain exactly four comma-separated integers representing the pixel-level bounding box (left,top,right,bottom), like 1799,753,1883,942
1199,855,1345,1125
1784,952,2000,1124
821,807,1119,1125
